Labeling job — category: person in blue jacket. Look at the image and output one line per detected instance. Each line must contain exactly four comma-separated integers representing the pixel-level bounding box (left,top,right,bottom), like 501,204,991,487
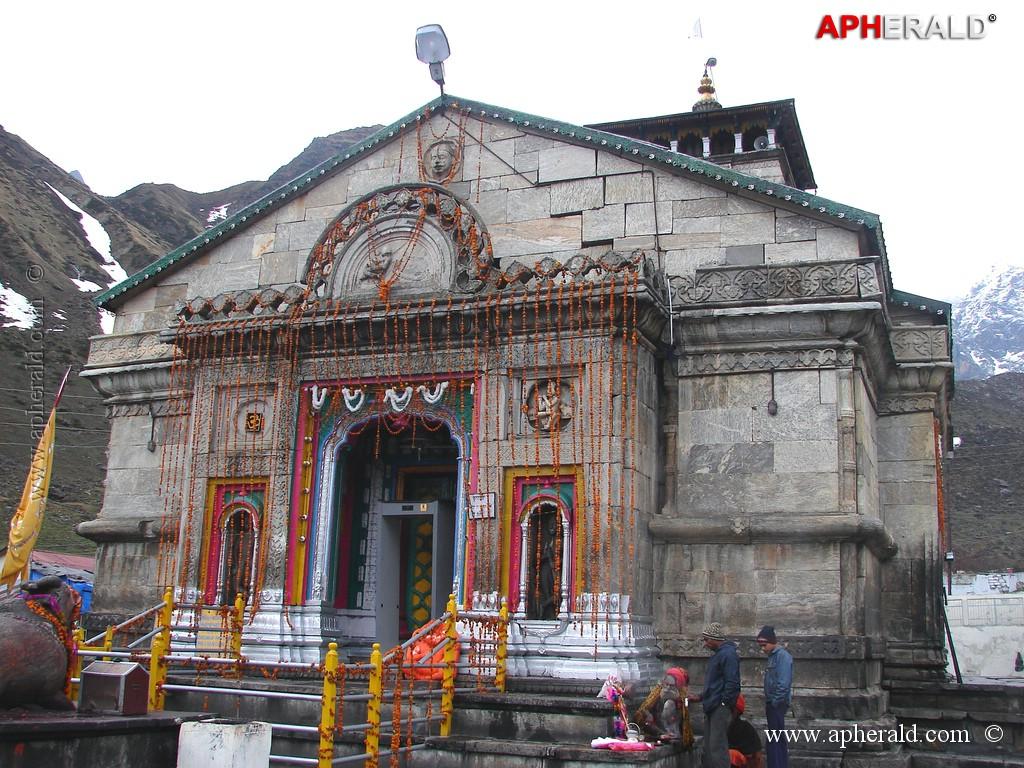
687,622,740,768
757,625,793,768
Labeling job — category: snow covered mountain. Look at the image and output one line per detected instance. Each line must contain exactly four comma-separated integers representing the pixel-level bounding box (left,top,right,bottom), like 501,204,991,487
953,265,1024,379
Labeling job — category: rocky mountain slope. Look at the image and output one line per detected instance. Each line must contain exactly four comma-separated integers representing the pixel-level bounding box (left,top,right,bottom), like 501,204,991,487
953,265,1024,380
945,372,1024,572
0,123,378,554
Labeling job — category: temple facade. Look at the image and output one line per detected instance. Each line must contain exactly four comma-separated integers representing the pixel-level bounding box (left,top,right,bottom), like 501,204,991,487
80,86,952,719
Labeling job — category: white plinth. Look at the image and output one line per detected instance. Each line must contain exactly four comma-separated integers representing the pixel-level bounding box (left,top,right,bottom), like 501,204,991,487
177,720,271,768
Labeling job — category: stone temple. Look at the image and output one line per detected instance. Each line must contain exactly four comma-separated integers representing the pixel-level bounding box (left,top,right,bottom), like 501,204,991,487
80,76,953,726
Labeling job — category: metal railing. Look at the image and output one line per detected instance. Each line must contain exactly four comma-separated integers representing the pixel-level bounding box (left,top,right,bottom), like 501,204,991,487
81,589,510,768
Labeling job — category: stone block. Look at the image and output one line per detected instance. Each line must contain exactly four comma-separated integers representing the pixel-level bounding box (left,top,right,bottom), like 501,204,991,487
721,212,776,246
625,202,672,236
506,187,549,223
482,122,525,142
816,226,860,261
677,472,839,515
756,592,840,634
877,460,936,483
259,252,300,286
726,196,774,214
654,593,682,629
820,369,838,404
663,248,725,275
656,174,721,201
488,217,582,258
538,145,596,182
879,481,938,506
774,440,839,473
659,232,722,248
765,240,818,264
876,423,934,462
187,260,262,297
462,139,516,179
777,370,823,406
346,166,395,198
275,219,329,253
605,173,654,204
724,244,764,266
672,216,721,235
477,172,537,192
706,593,758,628
513,150,539,173
303,203,344,222
776,214,821,242
690,373,770,410
582,204,625,241
516,133,558,154
472,188,509,224
680,407,753,445
596,151,639,175
614,235,657,251
674,198,729,219
153,283,187,308
776,569,841,594
549,178,604,214
685,443,774,475
752,403,837,441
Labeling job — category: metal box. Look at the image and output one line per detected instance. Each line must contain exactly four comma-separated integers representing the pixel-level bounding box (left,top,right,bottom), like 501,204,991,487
79,661,149,715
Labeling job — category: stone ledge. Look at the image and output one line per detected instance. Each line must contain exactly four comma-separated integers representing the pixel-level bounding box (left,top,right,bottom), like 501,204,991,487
649,514,898,560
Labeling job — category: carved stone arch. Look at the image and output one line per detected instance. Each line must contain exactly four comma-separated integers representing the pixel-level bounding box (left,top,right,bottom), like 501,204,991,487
303,184,494,301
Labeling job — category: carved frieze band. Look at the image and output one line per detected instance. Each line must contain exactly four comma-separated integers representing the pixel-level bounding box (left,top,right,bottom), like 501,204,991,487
107,399,191,419
661,634,870,659
668,259,881,307
677,348,855,376
176,251,657,325
889,326,950,363
877,394,937,415
87,332,176,367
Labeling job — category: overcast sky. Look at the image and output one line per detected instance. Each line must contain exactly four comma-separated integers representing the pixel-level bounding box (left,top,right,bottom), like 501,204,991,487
3,1,1020,302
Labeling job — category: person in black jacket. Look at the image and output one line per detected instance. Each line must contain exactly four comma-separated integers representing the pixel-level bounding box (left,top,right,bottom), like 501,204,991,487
687,622,741,768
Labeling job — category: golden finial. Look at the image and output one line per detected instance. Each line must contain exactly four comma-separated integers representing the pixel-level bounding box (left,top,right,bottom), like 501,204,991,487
693,57,722,112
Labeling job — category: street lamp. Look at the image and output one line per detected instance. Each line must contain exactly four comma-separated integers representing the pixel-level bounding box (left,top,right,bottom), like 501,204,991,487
415,24,450,95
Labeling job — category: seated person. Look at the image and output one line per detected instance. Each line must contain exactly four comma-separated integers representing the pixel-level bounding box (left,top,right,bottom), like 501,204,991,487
727,694,763,768
633,667,694,748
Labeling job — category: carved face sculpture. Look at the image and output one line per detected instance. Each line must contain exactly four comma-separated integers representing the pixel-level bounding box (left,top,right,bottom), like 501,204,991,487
425,141,456,181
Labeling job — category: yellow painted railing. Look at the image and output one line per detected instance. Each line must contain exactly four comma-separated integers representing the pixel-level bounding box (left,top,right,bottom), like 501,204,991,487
110,588,511,766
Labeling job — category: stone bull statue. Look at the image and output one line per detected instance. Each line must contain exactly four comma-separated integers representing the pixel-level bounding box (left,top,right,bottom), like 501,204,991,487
0,575,81,709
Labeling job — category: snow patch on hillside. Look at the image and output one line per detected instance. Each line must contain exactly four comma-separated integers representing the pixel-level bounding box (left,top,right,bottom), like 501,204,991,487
953,264,1024,379
0,282,39,329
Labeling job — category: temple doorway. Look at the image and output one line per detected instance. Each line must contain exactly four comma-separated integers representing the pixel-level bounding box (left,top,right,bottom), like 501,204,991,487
331,417,458,646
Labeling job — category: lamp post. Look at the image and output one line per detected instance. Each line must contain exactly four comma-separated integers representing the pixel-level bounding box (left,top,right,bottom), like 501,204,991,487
415,24,450,95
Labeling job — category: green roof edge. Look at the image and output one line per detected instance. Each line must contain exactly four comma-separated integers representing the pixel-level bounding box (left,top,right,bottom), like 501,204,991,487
96,94,889,309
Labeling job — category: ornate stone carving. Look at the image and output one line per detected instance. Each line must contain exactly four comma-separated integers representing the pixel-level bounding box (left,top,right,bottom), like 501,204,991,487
677,347,855,376
890,326,950,363
523,379,573,432
423,140,458,181
305,186,493,298
669,259,882,307
107,397,191,419
877,394,937,415
86,332,176,367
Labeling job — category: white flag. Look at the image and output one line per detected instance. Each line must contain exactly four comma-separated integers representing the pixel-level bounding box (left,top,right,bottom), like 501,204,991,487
690,18,703,39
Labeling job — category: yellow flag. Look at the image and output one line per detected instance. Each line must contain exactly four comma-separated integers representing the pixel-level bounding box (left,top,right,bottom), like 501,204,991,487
0,370,66,591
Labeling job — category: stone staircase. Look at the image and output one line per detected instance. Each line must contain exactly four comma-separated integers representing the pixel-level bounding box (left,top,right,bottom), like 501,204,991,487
411,679,696,768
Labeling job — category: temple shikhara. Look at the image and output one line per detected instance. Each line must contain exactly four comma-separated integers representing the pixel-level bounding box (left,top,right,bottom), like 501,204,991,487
80,75,953,723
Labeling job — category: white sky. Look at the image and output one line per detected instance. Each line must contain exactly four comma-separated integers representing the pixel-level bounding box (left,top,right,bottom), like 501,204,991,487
3,1,1020,302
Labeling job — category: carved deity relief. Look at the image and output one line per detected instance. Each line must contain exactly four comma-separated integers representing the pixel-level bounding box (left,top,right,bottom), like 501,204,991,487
423,140,458,182
524,379,573,432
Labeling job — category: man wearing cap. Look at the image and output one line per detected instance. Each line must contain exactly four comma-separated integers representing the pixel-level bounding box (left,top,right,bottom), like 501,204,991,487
687,622,740,768
757,625,793,768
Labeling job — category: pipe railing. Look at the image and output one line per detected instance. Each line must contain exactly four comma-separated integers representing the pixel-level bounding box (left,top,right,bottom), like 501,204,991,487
136,590,509,768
